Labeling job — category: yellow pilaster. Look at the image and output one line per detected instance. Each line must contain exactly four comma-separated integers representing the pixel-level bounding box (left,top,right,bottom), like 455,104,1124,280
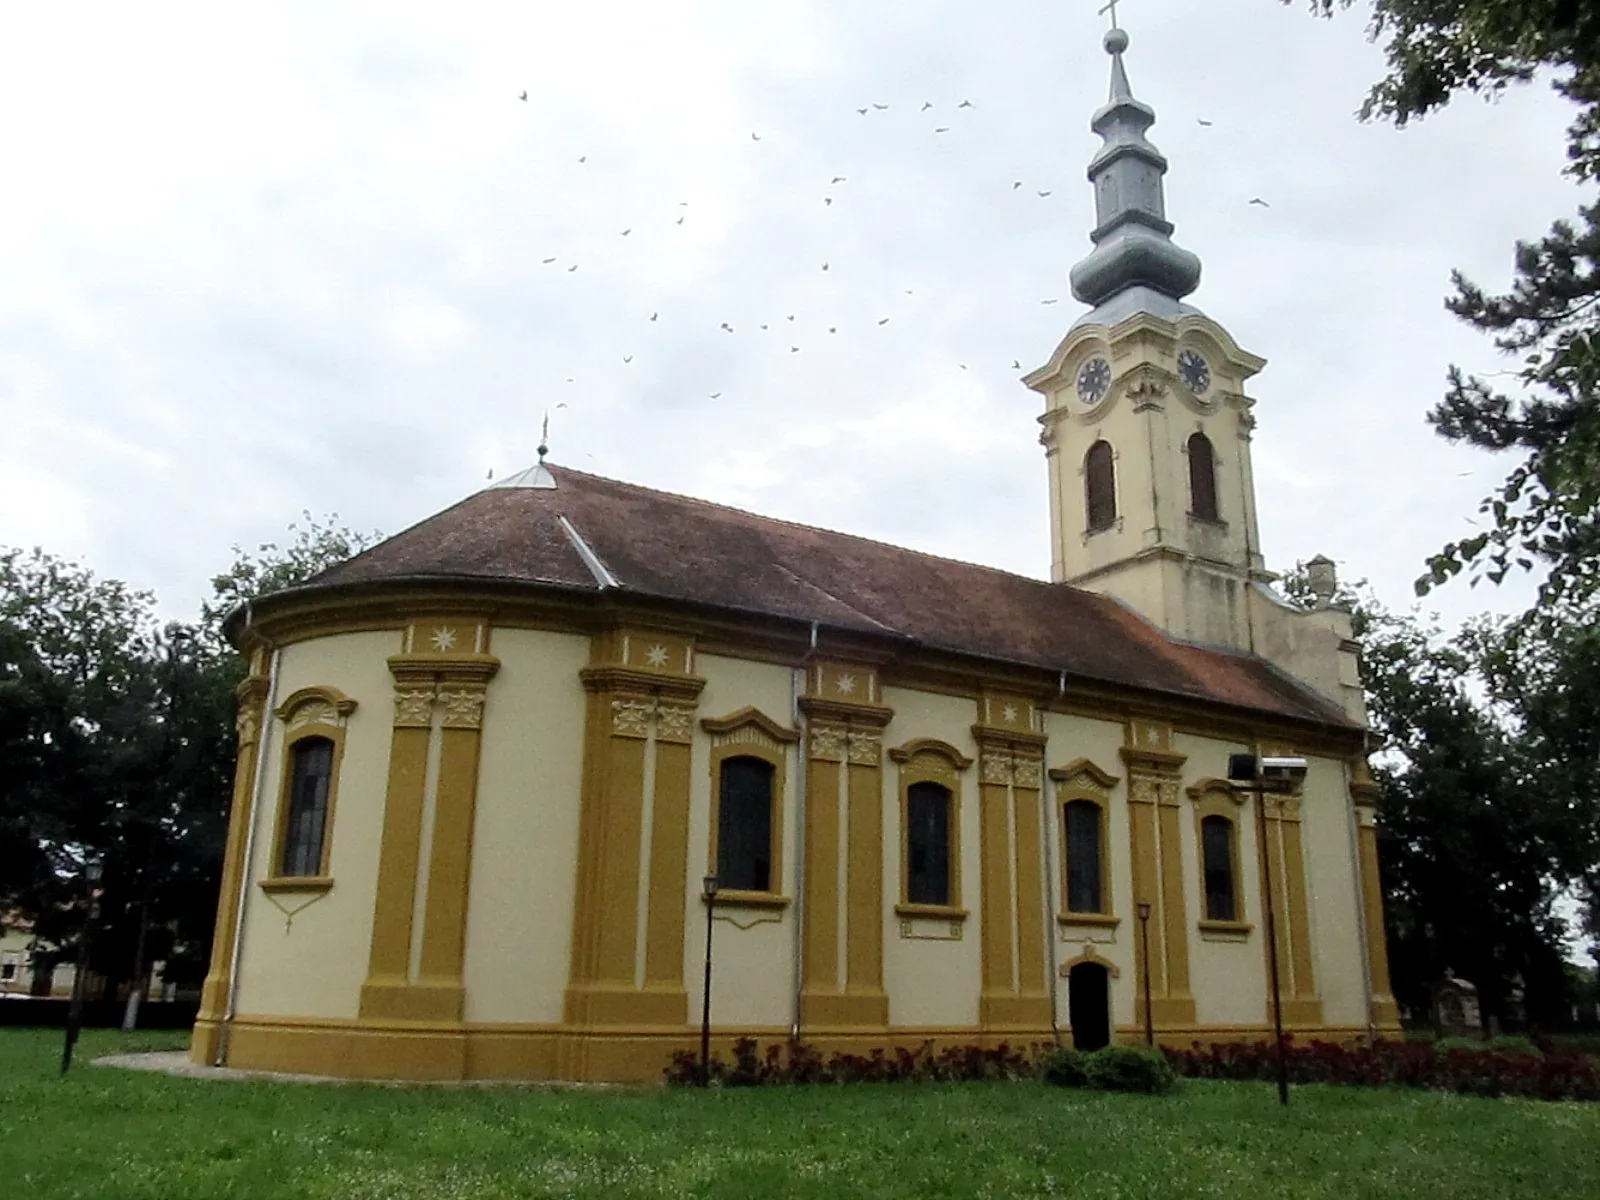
561,628,704,1079
359,618,499,1029
1352,759,1399,1030
974,692,1050,1032
191,669,270,1063
1122,720,1196,1027
798,661,891,1032
1256,742,1322,1028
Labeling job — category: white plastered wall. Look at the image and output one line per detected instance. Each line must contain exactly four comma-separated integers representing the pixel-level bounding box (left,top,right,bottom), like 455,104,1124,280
234,631,398,1019
1175,731,1269,1028
1041,710,1131,1035
686,653,799,1029
1301,754,1367,1028
461,628,591,1025
879,687,982,1030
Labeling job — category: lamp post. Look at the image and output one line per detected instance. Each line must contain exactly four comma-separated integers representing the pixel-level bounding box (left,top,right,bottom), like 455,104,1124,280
1228,753,1306,1108
1136,901,1154,1047
60,859,102,1077
700,873,719,1087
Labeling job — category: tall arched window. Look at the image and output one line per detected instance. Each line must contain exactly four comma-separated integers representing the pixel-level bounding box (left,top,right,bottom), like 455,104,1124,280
1084,441,1117,532
716,755,776,893
905,781,954,907
281,736,335,877
1201,814,1238,922
1063,799,1106,914
1187,431,1219,521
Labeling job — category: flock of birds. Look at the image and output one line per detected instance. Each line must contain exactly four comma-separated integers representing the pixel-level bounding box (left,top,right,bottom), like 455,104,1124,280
506,87,1272,414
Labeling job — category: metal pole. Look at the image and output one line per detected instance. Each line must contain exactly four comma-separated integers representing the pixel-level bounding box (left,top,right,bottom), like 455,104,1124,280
1255,783,1290,1106
700,885,716,1086
1139,906,1154,1047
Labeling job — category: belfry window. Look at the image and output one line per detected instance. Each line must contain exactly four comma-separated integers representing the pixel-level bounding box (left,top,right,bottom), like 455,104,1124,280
1085,441,1117,532
1064,799,1106,914
905,781,953,907
1187,432,1219,521
280,737,334,877
716,755,776,893
1201,814,1238,922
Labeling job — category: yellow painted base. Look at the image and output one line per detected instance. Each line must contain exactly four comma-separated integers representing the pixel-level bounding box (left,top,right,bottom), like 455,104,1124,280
189,1015,1397,1084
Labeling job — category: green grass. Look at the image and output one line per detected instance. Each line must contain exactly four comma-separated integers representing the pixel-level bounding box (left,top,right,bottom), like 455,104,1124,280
2,1029,1599,1199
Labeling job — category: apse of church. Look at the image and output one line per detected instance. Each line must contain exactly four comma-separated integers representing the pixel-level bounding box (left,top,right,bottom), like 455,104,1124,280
189,26,1397,1083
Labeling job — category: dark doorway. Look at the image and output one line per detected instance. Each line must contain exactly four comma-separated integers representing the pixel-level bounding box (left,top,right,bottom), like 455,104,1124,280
1068,962,1111,1051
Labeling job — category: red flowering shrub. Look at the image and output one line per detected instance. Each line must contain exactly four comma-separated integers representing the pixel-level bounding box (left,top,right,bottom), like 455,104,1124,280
664,1037,1037,1087
1161,1036,1600,1102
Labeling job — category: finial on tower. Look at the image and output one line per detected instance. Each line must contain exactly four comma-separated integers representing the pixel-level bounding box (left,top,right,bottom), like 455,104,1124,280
538,410,550,463
1067,8,1203,324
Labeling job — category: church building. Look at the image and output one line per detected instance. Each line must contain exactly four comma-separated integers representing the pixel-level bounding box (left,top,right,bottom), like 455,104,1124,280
190,27,1399,1082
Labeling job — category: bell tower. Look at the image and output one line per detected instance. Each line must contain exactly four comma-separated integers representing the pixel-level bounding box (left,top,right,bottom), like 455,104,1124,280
1025,25,1271,653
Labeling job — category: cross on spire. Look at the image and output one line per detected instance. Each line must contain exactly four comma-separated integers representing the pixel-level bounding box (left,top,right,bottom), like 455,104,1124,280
538,410,550,463
1098,0,1124,31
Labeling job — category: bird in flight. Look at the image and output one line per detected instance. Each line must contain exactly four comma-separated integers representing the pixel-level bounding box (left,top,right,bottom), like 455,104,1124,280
620,228,631,236
1041,298,1058,305
650,312,659,321
824,197,833,206
568,264,578,272
921,101,934,111
934,127,950,134
623,355,633,363
519,91,527,101
878,318,890,325
829,326,837,333
857,107,869,115
720,322,734,332
1249,197,1271,207
1197,117,1214,126
751,132,761,141
1012,359,1022,369
677,216,685,224
1038,190,1052,197
822,262,829,271
760,324,769,330
1013,181,1023,189
872,103,888,110
790,345,800,352
959,364,968,370
958,99,974,109
577,156,587,163
787,314,795,321
710,392,721,399
831,176,846,183
542,257,556,264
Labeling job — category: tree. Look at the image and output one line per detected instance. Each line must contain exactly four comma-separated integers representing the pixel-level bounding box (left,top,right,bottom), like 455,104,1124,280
1279,564,1584,1025
1300,2,1600,614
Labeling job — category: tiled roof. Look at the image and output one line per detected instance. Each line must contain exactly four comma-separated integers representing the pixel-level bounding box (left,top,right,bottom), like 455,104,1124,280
306,465,1355,729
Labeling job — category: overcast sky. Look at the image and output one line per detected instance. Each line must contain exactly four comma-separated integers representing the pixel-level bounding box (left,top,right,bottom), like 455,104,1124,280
0,0,1579,631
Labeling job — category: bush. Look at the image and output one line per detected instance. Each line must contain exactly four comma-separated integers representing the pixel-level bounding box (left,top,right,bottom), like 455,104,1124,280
664,1037,1036,1087
1487,1035,1542,1057
1083,1046,1177,1094
1038,1047,1090,1088
1038,1045,1176,1094
1434,1036,1486,1055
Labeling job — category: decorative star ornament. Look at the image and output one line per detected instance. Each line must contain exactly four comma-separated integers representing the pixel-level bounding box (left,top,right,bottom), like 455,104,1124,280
835,673,857,695
645,644,670,668
1002,704,1019,724
430,627,458,652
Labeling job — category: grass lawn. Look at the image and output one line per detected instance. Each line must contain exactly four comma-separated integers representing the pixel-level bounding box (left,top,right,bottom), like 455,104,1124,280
2,1029,1599,1199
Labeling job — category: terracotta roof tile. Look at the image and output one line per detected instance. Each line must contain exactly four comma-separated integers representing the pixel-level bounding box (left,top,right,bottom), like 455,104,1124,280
307,465,1355,729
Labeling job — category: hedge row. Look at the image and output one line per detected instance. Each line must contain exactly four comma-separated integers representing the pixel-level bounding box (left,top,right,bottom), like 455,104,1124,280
668,1035,1600,1101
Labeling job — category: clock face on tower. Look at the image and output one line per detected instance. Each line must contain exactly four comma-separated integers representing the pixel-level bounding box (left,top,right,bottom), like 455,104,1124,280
1076,357,1111,405
1178,348,1211,395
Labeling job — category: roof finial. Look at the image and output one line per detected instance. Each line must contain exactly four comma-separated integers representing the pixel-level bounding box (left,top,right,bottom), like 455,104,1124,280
538,410,550,463
1066,5,1202,322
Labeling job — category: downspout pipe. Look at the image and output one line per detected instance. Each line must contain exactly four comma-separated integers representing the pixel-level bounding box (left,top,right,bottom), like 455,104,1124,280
790,620,820,1041
1043,669,1067,1045
214,618,281,1067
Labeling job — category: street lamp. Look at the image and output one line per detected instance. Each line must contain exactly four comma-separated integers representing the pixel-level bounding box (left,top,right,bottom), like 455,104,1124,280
700,873,719,1087
1228,753,1307,1107
60,858,103,1076
1136,901,1154,1047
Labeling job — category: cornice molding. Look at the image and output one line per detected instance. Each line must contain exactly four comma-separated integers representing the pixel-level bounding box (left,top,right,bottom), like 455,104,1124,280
579,665,706,702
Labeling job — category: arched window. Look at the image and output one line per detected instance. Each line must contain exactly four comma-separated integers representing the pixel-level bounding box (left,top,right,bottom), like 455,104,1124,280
1084,441,1117,532
716,755,776,893
1187,431,1219,521
1201,814,1238,922
1064,799,1106,914
281,736,335,877
905,781,953,907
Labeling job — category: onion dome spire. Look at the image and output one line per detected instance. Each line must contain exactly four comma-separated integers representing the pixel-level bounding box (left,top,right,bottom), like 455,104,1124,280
1068,26,1202,320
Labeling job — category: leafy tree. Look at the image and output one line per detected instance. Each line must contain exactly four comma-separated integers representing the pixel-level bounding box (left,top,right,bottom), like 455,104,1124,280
1279,563,1582,1024
1299,2,1600,613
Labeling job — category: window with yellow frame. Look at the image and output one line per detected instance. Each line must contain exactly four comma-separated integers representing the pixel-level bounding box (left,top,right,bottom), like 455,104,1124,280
1187,778,1250,934
1049,759,1120,926
263,686,356,893
701,708,798,907
889,739,972,919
